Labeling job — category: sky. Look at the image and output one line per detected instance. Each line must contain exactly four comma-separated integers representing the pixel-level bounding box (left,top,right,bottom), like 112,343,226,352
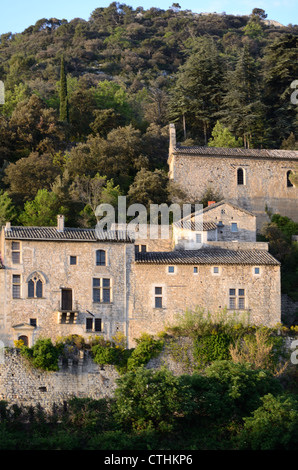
0,0,297,35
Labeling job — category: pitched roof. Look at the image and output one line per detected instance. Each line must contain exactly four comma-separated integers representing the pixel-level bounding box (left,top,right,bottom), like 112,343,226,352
3,226,134,243
202,200,255,217
172,145,298,161
173,200,255,231
173,220,217,231
135,249,280,265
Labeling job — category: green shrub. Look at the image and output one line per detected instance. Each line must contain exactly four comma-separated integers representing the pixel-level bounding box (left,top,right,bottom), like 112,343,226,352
20,338,62,371
238,393,298,450
126,333,164,371
194,331,233,368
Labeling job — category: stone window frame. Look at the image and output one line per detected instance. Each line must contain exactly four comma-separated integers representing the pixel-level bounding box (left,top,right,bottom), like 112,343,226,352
96,249,106,266
153,285,166,309
135,244,147,254
167,265,175,274
11,241,21,264
212,266,220,275
12,274,21,299
253,266,261,276
229,288,246,310
237,167,246,186
231,222,238,233
286,170,294,188
27,272,46,299
69,255,77,265
86,317,102,332
92,277,113,304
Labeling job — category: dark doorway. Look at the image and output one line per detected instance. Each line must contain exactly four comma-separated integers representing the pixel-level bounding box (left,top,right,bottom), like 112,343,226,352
19,335,28,346
61,289,72,311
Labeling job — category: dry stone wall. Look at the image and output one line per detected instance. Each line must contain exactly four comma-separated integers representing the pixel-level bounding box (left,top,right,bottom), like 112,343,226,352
0,349,119,412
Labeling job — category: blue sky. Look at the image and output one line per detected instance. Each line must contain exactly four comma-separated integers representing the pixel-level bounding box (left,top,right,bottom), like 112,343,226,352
0,0,297,35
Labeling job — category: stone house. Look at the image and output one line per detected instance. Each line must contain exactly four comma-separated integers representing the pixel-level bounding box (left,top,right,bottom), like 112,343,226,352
0,216,134,347
130,201,281,343
0,200,281,349
168,124,298,229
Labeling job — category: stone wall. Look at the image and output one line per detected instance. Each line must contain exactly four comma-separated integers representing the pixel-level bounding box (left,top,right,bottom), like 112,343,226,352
169,152,298,229
1,239,134,347
128,262,281,346
0,349,119,412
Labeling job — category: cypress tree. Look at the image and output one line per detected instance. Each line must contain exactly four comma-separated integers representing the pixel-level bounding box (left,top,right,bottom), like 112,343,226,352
59,56,69,123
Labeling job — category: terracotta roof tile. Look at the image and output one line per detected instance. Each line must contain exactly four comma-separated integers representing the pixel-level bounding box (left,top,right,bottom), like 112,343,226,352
4,227,134,243
173,146,298,160
135,249,280,265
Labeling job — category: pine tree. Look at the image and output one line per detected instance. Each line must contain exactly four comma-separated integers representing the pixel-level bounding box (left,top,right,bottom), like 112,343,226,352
219,46,269,148
168,37,224,144
59,56,69,123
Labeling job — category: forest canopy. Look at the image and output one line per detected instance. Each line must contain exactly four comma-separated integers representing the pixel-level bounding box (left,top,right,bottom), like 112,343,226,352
0,3,297,227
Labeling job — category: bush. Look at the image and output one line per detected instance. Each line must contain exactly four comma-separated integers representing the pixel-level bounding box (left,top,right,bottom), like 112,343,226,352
238,393,298,450
20,338,62,371
126,333,164,371
114,368,192,432
194,331,233,368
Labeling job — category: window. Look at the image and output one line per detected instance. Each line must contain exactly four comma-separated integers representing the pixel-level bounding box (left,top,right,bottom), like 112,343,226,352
28,275,43,298
231,223,238,232
254,267,260,275
193,267,198,274
135,245,147,254
86,318,93,331
12,242,20,264
229,288,245,309
86,318,102,332
237,168,244,185
213,266,219,274
155,287,163,308
168,266,175,273
196,233,202,244
12,275,21,299
287,170,294,187
96,249,106,266
70,256,77,265
93,278,111,303
30,318,37,327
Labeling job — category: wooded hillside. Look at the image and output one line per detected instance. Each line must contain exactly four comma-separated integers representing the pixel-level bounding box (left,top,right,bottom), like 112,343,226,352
0,3,297,228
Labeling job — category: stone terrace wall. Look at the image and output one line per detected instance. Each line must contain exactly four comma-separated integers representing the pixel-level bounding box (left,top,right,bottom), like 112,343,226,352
0,349,119,412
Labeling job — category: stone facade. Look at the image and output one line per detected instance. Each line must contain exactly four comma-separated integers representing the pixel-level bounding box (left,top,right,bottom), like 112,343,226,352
130,253,281,343
168,124,298,229
0,349,118,412
0,221,134,348
0,201,281,350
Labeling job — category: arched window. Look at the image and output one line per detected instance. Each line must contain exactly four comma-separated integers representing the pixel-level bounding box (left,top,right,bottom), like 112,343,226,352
237,168,244,185
287,170,294,187
96,249,106,266
27,273,44,298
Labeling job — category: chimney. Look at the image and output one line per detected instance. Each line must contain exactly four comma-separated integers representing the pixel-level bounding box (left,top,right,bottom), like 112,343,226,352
57,214,65,232
208,201,216,206
169,123,176,152
5,221,11,231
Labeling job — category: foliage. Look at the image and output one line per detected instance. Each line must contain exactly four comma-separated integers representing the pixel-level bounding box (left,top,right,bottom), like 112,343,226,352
237,393,298,450
126,333,164,371
194,331,233,368
91,332,164,374
208,121,243,148
18,189,67,226
113,367,191,432
19,338,62,371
